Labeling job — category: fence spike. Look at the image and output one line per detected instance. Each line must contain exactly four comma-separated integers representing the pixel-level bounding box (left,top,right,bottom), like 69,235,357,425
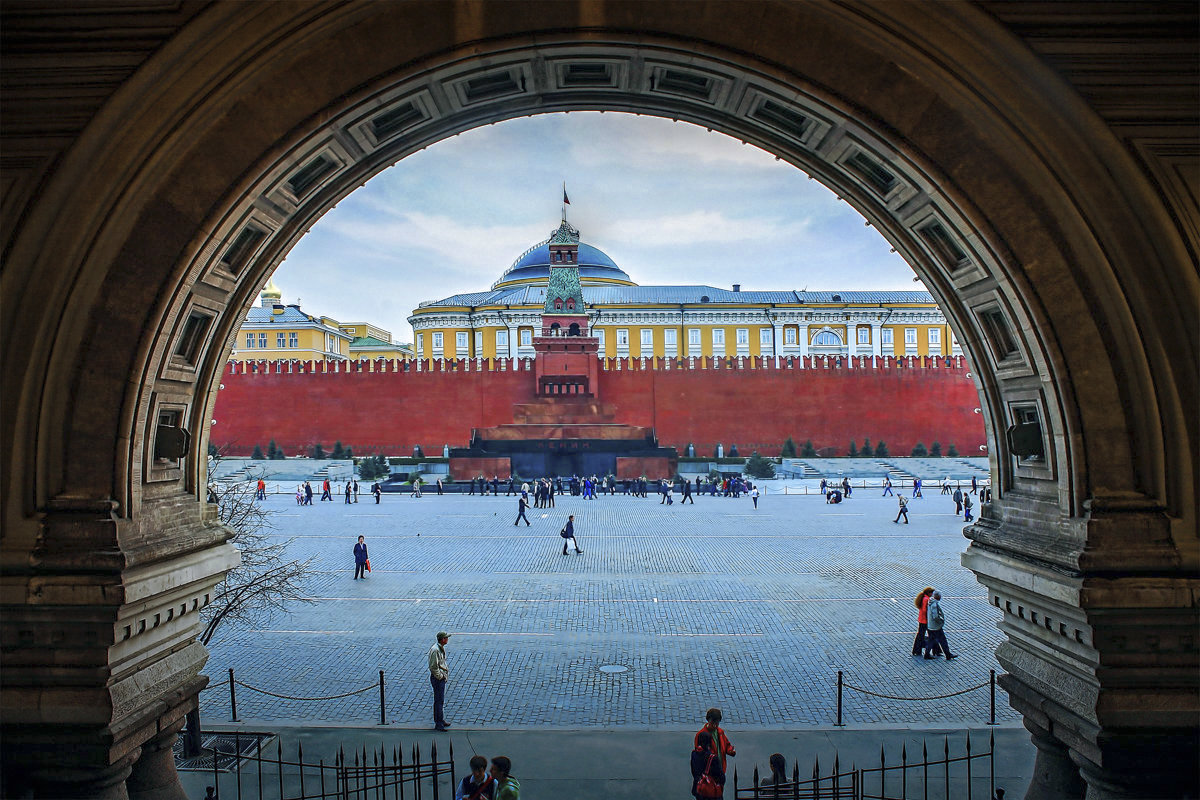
832,752,839,778
967,729,973,753
881,743,886,770
297,741,305,797
276,737,284,800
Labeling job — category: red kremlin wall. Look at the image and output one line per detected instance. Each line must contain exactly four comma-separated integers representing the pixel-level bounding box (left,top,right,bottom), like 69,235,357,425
210,355,985,458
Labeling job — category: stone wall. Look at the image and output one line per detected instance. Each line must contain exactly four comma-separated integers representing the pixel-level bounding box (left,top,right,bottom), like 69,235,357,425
211,355,985,458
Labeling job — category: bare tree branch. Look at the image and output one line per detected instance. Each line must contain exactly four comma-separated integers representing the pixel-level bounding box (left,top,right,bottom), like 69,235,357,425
202,455,315,647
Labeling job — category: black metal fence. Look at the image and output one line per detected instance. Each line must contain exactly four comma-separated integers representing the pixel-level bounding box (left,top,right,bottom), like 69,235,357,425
190,734,454,800
734,731,998,800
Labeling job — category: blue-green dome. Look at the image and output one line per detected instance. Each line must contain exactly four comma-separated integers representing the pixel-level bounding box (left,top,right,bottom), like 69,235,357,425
493,238,634,288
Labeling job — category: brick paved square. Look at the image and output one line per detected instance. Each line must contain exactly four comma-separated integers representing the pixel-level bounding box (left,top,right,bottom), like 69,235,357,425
201,488,1017,729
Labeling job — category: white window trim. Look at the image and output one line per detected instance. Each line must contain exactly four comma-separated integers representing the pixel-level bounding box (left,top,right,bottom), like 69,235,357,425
520,329,532,346
784,328,797,345
857,327,870,344
456,332,468,350
759,328,772,344
905,327,918,345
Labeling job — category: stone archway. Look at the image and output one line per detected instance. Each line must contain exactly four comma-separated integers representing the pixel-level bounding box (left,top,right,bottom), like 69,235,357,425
2,3,1194,798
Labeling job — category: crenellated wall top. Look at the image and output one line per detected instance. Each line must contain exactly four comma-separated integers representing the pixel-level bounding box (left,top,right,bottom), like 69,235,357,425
223,354,970,376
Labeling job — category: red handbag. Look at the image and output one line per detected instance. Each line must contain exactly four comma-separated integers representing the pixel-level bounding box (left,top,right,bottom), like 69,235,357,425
695,753,722,798
364,559,371,572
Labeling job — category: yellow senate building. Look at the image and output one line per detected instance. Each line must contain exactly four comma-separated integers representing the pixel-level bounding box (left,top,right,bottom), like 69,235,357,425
232,279,413,363
409,217,961,361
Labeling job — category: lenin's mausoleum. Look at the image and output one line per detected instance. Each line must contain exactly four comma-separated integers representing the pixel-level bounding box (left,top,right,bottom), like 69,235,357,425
211,216,985,472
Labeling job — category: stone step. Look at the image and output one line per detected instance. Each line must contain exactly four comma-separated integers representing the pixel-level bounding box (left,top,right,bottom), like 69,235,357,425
475,423,654,441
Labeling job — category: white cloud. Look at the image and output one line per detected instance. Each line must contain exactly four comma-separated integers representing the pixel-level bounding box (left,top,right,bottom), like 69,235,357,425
605,210,809,246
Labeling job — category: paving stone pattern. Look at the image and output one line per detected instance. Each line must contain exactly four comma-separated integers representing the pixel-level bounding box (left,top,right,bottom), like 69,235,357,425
202,491,1018,729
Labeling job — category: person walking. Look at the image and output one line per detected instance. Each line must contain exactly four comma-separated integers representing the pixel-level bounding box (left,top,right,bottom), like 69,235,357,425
963,492,973,522
489,757,520,800
924,592,958,659
953,487,963,515
304,480,314,505
750,486,760,509
428,632,451,730
690,730,725,799
882,476,893,497
256,477,266,500
372,481,381,504
912,586,934,656
468,476,477,496
941,477,951,495
971,475,979,495
514,494,530,526
455,755,494,800
682,479,694,504
353,478,360,502
344,482,352,504
912,477,922,498
436,478,444,495
295,485,303,505
559,514,582,555
353,535,368,580
694,708,736,774
894,494,909,524
411,476,423,498
321,478,332,501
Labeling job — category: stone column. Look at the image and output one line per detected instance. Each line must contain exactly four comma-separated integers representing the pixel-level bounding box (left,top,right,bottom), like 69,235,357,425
1,496,239,800
871,323,883,357
507,324,518,358
962,499,1199,800
772,323,784,357
797,325,809,365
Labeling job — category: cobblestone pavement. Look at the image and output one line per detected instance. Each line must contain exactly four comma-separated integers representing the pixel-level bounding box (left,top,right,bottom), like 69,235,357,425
201,489,1018,729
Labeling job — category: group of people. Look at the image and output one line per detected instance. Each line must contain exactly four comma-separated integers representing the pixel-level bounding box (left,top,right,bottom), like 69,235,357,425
294,478,383,505
912,586,959,660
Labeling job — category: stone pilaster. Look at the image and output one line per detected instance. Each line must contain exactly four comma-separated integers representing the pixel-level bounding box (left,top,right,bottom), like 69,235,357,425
1,496,238,799
963,498,1199,799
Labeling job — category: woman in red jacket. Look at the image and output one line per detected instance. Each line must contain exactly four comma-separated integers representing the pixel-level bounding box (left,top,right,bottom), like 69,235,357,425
912,587,935,656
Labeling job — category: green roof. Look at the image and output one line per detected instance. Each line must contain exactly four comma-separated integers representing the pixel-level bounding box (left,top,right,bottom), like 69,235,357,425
543,266,585,313
350,335,405,349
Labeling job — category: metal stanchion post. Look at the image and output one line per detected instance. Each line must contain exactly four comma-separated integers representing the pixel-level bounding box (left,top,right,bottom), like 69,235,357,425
835,670,845,726
379,670,386,725
989,669,997,725
229,668,237,722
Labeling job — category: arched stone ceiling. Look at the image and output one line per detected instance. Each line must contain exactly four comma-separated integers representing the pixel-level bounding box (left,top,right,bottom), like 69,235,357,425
1,2,1193,557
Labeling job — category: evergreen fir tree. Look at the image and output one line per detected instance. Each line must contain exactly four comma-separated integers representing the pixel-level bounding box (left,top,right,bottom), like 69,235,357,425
208,442,219,458
801,439,817,458
862,438,872,456
946,443,959,458
874,440,889,458
911,442,928,457
848,440,858,457
251,444,265,460
930,441,942,457
744,452,776,479
311,443,326,459
781,437,797,458
267,439,278,460
331,441,346,459
344,447,353,460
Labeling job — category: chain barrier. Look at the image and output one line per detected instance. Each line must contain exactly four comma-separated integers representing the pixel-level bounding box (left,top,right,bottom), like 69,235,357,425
835,669,999,726
233,680,378,702
844,681,988,701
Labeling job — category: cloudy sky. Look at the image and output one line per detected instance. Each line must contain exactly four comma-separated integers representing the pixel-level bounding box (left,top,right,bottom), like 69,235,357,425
271,112,917,342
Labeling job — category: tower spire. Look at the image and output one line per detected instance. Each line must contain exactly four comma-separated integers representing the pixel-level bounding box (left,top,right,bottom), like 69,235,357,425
561,181,570,222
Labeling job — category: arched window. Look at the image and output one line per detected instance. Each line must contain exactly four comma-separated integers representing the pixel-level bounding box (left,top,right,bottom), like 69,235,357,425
554,252,562,262
566,298,575,310
812,330,843,347
568,322,581,336
550,322,561,334
554,298,563,310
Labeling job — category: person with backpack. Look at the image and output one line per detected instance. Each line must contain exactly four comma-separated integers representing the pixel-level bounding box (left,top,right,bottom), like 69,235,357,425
694,708,736,773
894,494,909,524
455,755,493,800
691,730,725,798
